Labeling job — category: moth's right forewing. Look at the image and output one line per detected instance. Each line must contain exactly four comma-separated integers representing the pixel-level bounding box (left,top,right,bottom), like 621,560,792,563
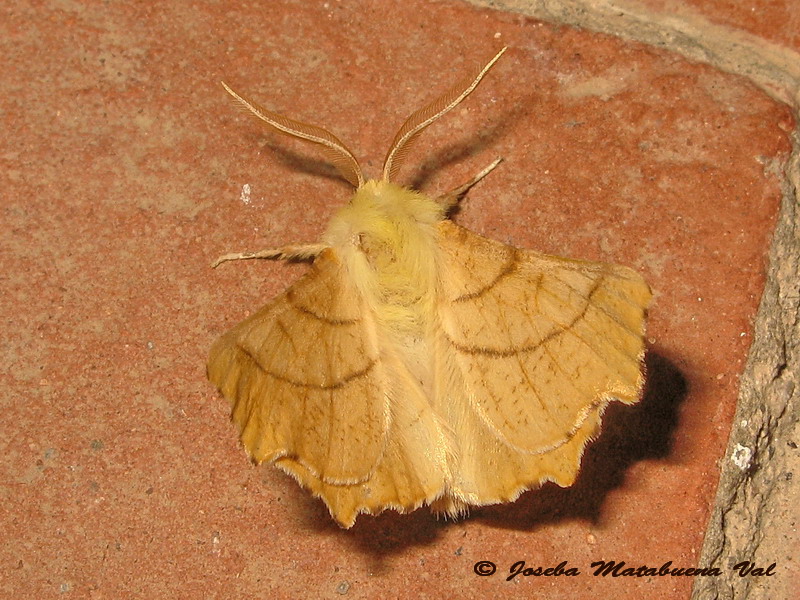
436,221,651,456
207,249,389,486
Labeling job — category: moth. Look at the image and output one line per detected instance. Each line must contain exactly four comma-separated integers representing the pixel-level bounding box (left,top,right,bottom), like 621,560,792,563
208,48,651,528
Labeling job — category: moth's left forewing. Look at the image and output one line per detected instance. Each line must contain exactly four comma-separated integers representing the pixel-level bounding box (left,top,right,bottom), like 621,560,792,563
207,250,390,485
209,249,450,527
434,220,651,503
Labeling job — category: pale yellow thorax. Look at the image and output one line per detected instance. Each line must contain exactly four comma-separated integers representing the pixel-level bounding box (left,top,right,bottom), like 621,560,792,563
323,180,444,338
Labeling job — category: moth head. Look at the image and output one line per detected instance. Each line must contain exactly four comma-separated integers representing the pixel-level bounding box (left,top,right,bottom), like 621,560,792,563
221,47,506,191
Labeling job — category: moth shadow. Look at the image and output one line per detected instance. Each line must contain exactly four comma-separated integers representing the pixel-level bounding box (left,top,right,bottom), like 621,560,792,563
407,95,537,196
475,350,687,530
246,132,351,184
301,497,447,574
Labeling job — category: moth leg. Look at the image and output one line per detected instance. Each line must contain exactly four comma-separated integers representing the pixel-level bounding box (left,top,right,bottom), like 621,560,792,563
435,158,502,211
212,243,328,268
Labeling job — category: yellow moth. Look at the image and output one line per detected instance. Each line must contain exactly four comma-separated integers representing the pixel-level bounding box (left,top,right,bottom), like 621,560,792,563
208,48,652,528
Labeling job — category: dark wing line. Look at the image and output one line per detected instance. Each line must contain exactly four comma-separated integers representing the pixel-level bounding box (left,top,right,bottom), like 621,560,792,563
535,281,645,358
446,278,604,357
448,242,645,344
527,262,647,337
510,261,647,350
286,287,361,326
451,248,519,303
449,279,643,386
235,343,378,390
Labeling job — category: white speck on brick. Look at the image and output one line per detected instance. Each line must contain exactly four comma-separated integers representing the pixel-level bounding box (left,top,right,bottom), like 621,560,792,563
240,183,251,205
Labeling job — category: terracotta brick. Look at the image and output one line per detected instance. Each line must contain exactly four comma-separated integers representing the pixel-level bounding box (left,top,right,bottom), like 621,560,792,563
0,1,793,598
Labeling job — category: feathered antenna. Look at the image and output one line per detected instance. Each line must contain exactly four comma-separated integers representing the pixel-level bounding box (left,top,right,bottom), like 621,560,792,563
382,47,507,183
222,82,365,188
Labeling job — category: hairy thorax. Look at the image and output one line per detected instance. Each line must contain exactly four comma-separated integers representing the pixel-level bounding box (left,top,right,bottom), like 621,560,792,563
324,180,444,337
323,181,445,394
